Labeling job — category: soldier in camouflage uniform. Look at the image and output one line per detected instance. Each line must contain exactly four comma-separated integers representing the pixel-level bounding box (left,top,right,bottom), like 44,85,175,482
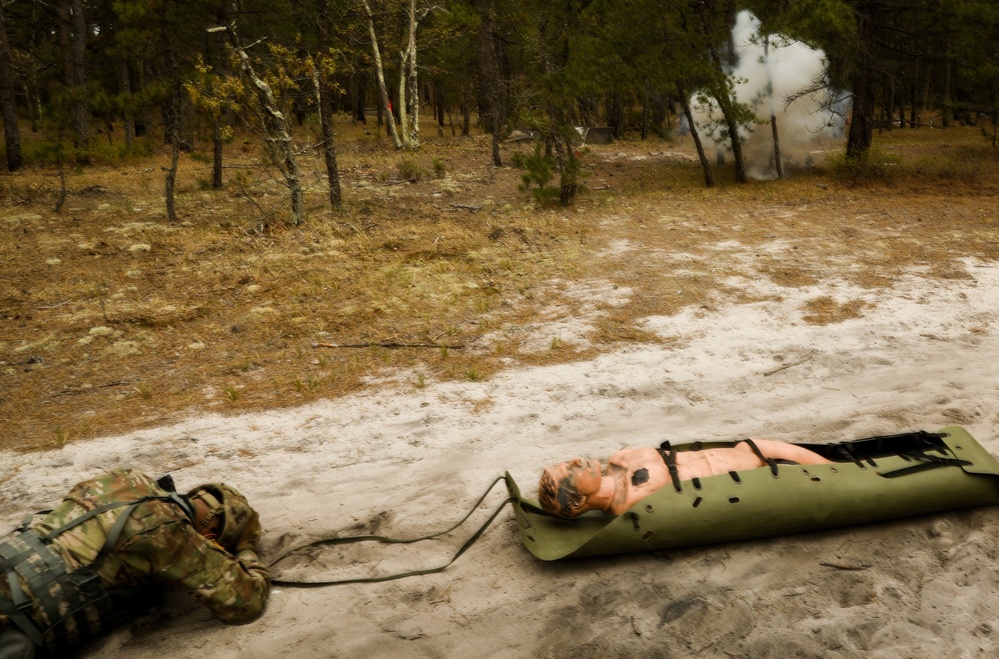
0,469,270,658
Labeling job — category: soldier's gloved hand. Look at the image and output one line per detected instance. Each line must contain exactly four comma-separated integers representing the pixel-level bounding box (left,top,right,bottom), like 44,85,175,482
235,508,262,554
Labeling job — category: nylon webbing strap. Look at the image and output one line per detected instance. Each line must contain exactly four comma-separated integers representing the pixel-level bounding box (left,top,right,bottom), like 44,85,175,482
0,533,64,648
8,536,62,620
18,512,51,533
92,502,143,569
899,451,971,467
880,451,972,479
0,588,44,646
17,531,66,575
657,442,683,493
269,476,513,587
836,443,865,468
36,495,190,545
741,438,780,476
6,570,31,616
39,500,139,542
0,535,31,575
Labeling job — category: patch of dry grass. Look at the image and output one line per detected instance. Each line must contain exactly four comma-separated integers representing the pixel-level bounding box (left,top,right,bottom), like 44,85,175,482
2,120,999,451
801,296,869,325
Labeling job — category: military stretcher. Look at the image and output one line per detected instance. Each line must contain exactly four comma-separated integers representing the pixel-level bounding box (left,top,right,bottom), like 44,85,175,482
506,426,999,560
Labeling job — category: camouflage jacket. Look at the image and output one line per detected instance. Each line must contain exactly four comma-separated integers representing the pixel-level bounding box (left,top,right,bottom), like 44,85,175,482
0,469,270,633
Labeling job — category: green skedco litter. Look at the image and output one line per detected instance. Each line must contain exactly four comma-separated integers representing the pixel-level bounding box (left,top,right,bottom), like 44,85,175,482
507,426,999,560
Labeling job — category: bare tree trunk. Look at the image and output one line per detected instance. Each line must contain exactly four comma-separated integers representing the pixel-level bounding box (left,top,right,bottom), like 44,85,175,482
405,0,420,148
396,51,411,148
353,71,367,123
769,116,782,178
712,90,746,181
942,48,953,127
225,19,305,225
161,0,179,221
689,0,745,182
209,3,227,189
72,0,88,140
315,0,343,211
847,0,877,160
707,45,746,183
121,62,135,147
0,3,23,171
54,136,68,213
60,0,90,157
317,78,343,210
166,128,179,222
212,117,223,189
22,80,39,133
640,84,650,141
476,0,504,166
434,83,444,135
883,78,894,133
764,36,783,180
607,90,624,137
679,88,713,188
909,75,920,127
362,0,403,149
389,0,425,150
59,3,73,88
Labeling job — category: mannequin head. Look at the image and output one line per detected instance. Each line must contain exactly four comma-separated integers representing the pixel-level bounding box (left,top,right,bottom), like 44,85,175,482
538,457,603,518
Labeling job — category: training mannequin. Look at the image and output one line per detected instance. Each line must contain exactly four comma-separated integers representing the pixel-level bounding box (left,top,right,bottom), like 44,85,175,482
539,439,834,518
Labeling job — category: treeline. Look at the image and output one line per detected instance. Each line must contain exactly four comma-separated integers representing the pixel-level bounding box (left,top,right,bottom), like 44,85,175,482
0,0,997,206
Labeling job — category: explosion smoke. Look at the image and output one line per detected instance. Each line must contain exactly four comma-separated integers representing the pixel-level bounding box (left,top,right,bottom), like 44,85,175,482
690,11,848,180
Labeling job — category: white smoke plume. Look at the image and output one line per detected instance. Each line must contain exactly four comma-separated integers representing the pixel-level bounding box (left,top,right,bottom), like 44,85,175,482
689,11,848,179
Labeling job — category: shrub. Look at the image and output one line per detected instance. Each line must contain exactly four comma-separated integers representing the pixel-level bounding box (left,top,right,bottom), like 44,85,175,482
512,144,560,205
397,157,423,182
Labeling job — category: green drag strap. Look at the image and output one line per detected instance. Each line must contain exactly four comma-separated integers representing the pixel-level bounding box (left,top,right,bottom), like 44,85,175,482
269,475,513,587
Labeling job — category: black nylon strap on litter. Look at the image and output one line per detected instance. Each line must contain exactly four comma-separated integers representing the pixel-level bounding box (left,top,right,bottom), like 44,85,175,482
880,451,972,479
881,462,944,478
899,451,971,468
657,442,683,493
741,438,779,477
268,476,513,587
836,443,864,468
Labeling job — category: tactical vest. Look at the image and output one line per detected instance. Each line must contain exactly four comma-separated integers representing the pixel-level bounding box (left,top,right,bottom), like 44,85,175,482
0,483,193,654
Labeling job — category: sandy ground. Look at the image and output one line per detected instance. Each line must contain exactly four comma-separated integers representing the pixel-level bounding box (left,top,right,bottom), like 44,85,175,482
3,253,999,658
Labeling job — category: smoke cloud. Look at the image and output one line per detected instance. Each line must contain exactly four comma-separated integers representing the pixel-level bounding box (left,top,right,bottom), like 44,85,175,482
689,11,847,179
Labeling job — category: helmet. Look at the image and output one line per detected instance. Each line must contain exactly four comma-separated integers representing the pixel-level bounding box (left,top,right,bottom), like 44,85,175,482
187,483,259,553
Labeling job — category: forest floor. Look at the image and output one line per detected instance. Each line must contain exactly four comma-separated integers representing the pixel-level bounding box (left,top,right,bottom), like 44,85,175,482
2,118,998,452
